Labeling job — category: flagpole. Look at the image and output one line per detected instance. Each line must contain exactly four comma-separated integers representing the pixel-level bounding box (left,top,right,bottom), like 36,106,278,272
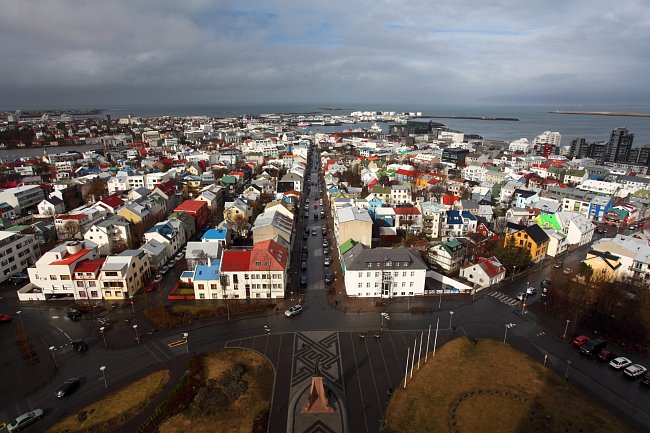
433,317,440,356
425,323,431,362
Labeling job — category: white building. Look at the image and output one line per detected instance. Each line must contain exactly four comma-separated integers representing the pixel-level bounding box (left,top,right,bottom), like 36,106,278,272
83,215,132,256
0,185,45,213
341,245,427,298
100,249,151,300
533,131,561,146
0,231,40,283
459,256,506,289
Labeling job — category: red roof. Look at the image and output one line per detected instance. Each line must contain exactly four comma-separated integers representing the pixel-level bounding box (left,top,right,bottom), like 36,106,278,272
368,179,378,189
393,207,421,215
395,169,416,177
100,194,124,208
221,250,252,272
174,200,207,213
442,195,459,206
57,214,86,220
51,249,91,266
250,240,288,271
477,256,505,278
73,258,106,275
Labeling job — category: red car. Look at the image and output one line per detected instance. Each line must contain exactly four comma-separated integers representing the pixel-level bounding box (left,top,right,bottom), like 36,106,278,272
0,314,11,323
572,335,590,348
597,350,616,363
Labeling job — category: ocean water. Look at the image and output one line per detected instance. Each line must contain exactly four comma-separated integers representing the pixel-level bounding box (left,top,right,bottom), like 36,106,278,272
101,103,650,145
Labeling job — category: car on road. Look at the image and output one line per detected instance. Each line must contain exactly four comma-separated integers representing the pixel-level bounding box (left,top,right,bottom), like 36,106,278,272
580,338,607,356
324,257,331,266
284,304,303,317
623,364,647,378
641,372,650,386
0,313,11,323
7,409,44,432
320,211,326,218
541,278,552,288
305,198,309,204
596,227,607,234
629,224,637,230
300,275,307,286
312,229,317,236
322,239,329,248
526,287,537,295
66,309,83,321
71,340,89,352
160,265,169,275
56,377,80,397
597,350,617,363
571,335,590,348
563,268,573,275
314,204,318,210
153,274,163,284
516,292,526,301
302,232,308,240
301,261,307,271
609,356,632,370
314,213,319,220
553,262,563,269
322,227,327,235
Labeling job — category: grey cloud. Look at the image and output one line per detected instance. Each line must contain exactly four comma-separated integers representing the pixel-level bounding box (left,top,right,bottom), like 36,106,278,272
1,0,649,107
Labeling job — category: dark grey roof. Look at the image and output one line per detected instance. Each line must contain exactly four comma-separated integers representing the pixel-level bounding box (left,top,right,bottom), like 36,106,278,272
343,246,427,271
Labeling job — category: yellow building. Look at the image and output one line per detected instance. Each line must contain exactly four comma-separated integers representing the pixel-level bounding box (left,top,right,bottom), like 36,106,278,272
504,224,550,263
582,250,622,281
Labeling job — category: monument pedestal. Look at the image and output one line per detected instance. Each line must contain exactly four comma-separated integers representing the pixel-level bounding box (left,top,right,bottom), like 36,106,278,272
302,376,334,414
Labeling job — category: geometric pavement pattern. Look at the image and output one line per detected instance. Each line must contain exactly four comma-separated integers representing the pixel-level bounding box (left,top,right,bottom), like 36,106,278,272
291,332,343,391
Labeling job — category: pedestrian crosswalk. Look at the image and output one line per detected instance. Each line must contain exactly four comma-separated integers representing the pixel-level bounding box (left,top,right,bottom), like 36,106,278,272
536,331,546,337
489,291,520,306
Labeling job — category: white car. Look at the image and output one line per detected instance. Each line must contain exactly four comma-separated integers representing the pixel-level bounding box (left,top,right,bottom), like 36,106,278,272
8,409,44,432
516,292,526,301
324,257,331,266
609,356,632,370
160,265,169,275
624,364,647,378
284,304,303,317
526,287,537,295
153,274,163,283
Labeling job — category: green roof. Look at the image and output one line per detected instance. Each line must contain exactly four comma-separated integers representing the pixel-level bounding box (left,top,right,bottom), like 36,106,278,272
220,175,237,185
535,214,561,231
445,239,462,248
339,239,358,255
565,169,585,176
548,167,566,174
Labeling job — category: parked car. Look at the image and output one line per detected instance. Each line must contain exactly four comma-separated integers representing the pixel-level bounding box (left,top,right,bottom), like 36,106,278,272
284,304,303,317
314,213,319,220
153,274,163,284
629,224,637,230
526,287,537,295
145,284,156,293
571,335,590,348
597,350,616,363
541,278,552,288
71,340,89,352
301,261,307,271
516,292,526,301
324,257,331,266
301,252,308,261
596,227,607,234
302,232,308,240
623,364,647,378
312,229,317,236
160,265,169,275
300,275,307,286
66,310,83,321
175,252,184,260
0,313,12,323
553,262,563,269
609,356,632,370
7,409,44,432
641,372,650,386
580,338,607,356
322,239,329,248
56,377,80,398
324,269,333,284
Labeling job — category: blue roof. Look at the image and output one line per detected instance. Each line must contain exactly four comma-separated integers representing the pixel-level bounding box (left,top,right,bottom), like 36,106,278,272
146,222,174,240
447,210,462,224
202,228,227,240
461,211,477,221
193,262,221,281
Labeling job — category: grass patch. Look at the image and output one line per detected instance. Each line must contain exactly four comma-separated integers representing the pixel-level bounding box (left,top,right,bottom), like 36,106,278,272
385,338,640,433
48,369,169,433
158,349,273,433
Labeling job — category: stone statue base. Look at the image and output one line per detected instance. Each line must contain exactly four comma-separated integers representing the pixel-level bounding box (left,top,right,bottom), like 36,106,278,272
302,376,334,414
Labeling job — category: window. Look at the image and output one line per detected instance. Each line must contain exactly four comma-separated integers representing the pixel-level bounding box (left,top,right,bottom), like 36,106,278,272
198,284,205,290
402,271,407,277
89,281,96,287
411,271,415,277
50,275,57,280
76,281,84,287
358,283,363,288
410,282,414,287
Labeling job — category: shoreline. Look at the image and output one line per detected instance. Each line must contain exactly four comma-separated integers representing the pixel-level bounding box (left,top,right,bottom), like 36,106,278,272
420,114,519,121
549,110,650,118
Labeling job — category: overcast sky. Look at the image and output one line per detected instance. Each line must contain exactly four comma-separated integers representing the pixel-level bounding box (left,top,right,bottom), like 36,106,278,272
2,0,649,107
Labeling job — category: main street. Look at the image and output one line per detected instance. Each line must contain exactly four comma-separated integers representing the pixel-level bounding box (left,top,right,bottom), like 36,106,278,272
1,151,649,432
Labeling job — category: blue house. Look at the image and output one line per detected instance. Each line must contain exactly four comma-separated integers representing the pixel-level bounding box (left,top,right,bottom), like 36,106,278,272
365,194,385,217
588,196,613,222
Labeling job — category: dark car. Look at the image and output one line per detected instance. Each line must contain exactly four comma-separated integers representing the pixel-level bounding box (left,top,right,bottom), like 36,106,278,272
580,338,607,356
71,340,88,352
597,350,616,363
302,233,308,240
300,275,307,286
301,261,307,271
301,252,308,261
324,269,333,284
641,372,650,386
541,278,552,288
56,377,80,398
596,227,607,234
66,310,83,321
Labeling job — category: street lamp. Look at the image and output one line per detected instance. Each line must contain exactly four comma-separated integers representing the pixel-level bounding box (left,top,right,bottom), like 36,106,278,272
49,346,58,368
449,311,454,330
15,310,23,328
133,324,140,344
99,366,107,389
564,360,572,381
504,323,516,343
182,332,189,354
562,319,571,339
99,326,107,348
